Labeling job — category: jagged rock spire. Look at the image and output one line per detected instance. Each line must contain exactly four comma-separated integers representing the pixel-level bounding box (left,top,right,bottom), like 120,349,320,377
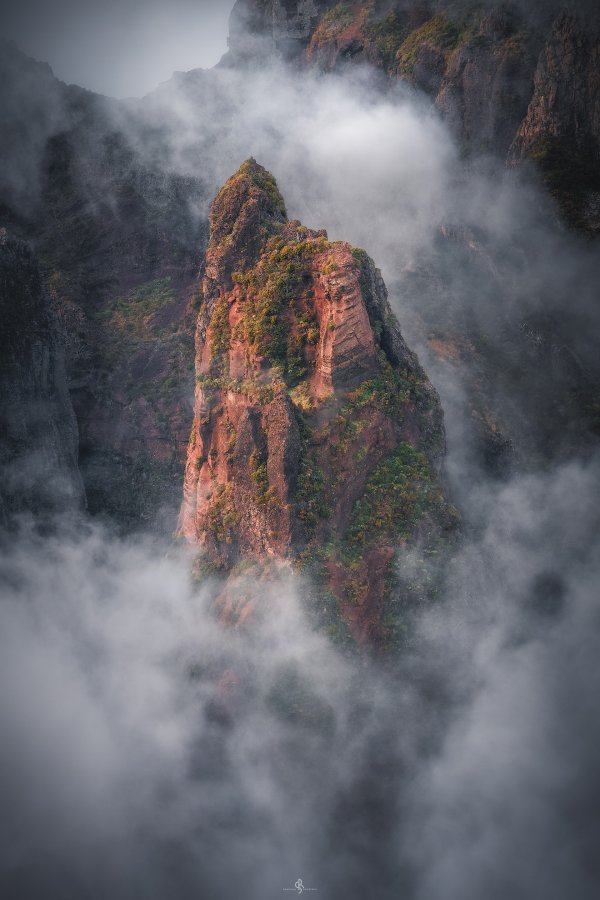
180,161,457,648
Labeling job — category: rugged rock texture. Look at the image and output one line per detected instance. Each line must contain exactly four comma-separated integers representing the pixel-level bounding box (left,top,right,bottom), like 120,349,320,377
0,44,206,528
509,8,600,230
303,1,541,159
234,1,600,229
434,9,537,156
401,221,600,473
181,160,457,648
0,232,83,524
1,4,598,534
38,128,204,527
216,2,600,478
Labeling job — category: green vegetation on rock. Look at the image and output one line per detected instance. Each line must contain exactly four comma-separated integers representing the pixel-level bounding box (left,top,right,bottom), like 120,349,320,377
234,234,327,380
196,374,277,405
295,453,330,528
347,442,440,548
209,294,231,370
98,277,176,339
364,10,409,70
206,483,240,547
188,159,458,650
221,158,286,220
396,13,477,76
495,30,529,59
312,3,354,42
249,448,269,499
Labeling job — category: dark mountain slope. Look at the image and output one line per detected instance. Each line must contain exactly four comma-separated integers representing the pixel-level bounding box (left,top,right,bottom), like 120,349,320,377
0,43,208,528
0,232,83,524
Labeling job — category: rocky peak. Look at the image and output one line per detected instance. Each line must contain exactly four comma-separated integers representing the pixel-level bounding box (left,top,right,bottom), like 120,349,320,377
203,158,287,301
180,161,457,649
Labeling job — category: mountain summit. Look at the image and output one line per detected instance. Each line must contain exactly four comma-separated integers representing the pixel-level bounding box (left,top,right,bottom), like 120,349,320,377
180,160,457,647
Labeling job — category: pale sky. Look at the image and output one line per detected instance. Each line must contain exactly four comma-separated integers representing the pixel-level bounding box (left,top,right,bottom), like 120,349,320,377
0,0,236,97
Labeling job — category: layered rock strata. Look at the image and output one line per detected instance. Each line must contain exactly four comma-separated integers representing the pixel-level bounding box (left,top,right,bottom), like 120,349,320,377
180,160,457,647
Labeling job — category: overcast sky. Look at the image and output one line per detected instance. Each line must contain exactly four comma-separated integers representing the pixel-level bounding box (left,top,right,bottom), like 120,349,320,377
0,0,235,97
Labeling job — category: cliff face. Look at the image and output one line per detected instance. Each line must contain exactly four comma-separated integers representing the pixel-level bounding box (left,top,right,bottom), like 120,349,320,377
433,8,537,156
0,44,206,529
38,128,204,527
0,232,83,524
1,6,597,535
232,1,600,230
302,1,540,159
509,8,600,230
181,160,456,647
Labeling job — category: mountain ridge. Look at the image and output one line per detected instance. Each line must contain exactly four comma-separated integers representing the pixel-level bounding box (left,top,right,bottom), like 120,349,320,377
228,0,600,230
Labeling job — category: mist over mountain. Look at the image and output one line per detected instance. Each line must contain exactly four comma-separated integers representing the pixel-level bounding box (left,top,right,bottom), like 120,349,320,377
0,1,599,898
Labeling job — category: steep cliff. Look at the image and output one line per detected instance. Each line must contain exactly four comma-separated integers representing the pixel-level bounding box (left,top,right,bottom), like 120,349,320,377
231,1,600,230
38,128,204,527
180,160,457,647
0,43,206,528
1,5,597,536
301,1,541,157
509,7,600,230
0,232,83,525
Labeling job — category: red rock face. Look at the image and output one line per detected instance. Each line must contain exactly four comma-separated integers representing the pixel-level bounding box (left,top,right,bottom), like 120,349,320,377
180,159,456,649
309,245,379,394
